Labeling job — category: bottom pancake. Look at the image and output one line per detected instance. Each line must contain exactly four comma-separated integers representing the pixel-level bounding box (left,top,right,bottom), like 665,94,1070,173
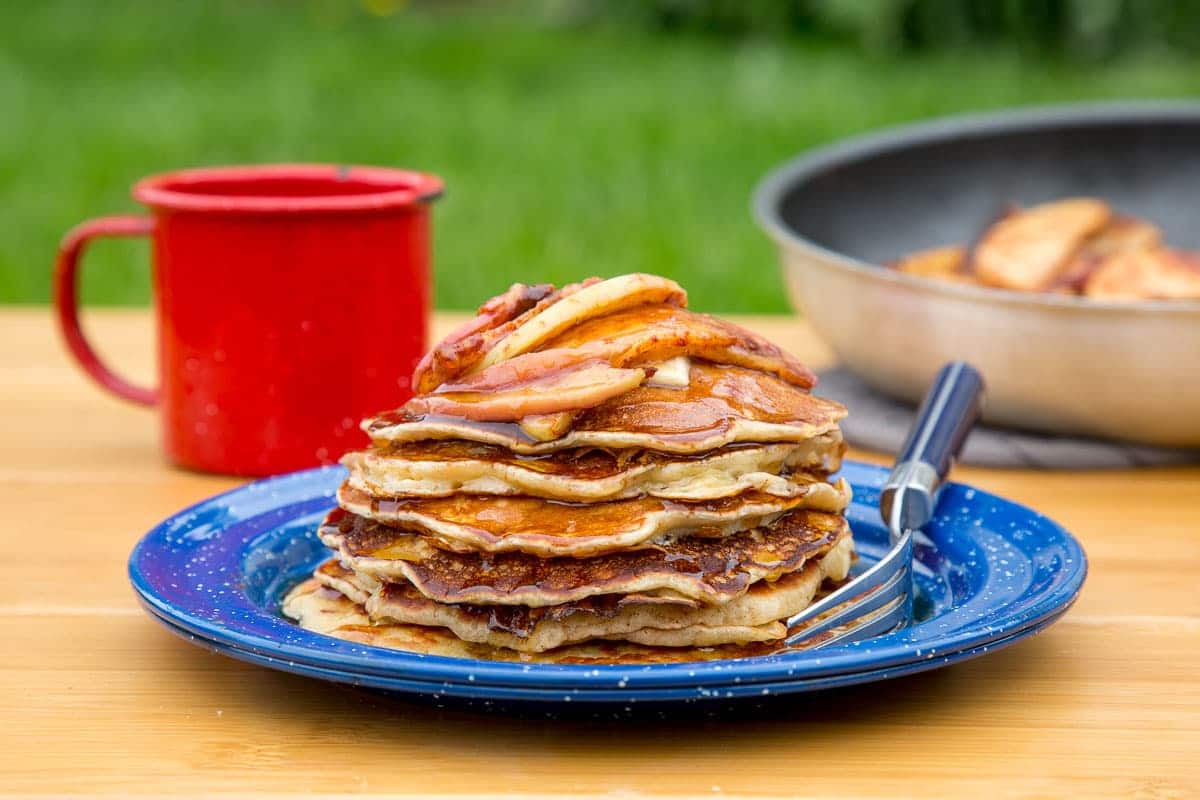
278,581,788,664
283,534,853,654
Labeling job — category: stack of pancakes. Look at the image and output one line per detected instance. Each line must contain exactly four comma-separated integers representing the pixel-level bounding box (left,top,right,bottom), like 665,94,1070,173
284,274,855,662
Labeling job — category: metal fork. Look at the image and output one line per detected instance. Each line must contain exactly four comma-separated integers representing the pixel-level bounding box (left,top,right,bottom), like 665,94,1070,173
785,361,985,648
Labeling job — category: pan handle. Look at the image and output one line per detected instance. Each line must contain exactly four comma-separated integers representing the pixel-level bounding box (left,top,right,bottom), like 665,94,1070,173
880,361,986,533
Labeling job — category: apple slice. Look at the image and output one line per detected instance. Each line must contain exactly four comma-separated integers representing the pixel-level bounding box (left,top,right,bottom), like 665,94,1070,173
974,198,1111,291
404,350,648,422
469,273,687,374
1085,248,1200,301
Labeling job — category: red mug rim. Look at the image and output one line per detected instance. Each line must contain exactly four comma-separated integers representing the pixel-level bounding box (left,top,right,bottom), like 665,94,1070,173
131,163,443,214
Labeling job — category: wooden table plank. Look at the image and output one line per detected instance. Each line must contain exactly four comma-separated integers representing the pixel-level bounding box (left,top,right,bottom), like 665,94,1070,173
2,615,1196,798
1,308,1197,798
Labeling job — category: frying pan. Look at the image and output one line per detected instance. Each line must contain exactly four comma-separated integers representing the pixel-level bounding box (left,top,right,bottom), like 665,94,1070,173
754,102,1200,448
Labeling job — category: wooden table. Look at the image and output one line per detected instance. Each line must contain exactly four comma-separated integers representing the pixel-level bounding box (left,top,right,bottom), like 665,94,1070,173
2,308,1197,798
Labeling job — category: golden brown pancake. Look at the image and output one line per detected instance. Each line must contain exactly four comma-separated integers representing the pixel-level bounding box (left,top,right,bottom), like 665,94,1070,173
286,273,854,661
343,436,843,502
315,559,698,620
366,363,845,455
281,579,793,664
313,559,373,605
337,474,851,557
317,508,850,607
288,535,853,654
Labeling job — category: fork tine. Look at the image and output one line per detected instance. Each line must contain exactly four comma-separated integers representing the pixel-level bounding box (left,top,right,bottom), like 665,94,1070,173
783,529,913,648
786,529,913,631
800,595,909,649
785,560,910,646
787,561,907,647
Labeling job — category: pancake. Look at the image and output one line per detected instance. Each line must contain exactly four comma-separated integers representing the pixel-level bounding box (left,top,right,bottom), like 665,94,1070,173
281,578,796,664
288,535,853,653
366,574,785,651
366,363,846,455
313,559,373,605
344,436,843,502
285,272,854,662
314,559,699,614
318,508,851,607
337,474,851,557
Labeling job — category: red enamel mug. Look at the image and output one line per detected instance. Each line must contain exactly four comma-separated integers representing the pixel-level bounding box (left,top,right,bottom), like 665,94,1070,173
54,164,442,476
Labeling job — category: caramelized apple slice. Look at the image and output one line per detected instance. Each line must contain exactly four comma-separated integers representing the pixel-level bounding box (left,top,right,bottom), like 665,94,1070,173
1055,216,1162,293
412,278,602,394
974,198,1111,291
1084,248,1200,301
544,305,817,389
403,351,648,421
470,273,687,374
891,245,966,278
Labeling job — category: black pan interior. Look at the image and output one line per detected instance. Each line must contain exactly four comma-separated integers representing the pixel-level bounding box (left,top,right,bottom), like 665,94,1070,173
775,112,1200,264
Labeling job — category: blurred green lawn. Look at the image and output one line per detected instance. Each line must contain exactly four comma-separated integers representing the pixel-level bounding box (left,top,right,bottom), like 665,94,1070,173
3,1,1200,312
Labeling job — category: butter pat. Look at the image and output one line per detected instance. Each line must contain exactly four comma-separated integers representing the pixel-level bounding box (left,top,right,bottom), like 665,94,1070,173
646,356,690,388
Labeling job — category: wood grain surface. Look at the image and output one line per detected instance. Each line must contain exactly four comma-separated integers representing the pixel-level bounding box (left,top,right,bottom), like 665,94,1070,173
1,308,1197,798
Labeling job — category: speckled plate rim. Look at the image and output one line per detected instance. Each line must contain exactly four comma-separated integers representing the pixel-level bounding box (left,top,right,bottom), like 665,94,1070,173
141,598,1070,704
129,462,1087,690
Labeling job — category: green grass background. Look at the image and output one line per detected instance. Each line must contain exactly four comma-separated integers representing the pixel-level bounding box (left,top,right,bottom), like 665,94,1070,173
3,1,1199,312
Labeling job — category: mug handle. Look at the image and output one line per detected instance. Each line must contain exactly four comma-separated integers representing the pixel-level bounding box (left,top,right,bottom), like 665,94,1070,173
53,215,159,406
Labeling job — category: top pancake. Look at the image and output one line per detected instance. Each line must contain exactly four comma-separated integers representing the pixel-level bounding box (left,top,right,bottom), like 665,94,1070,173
366,362,845,454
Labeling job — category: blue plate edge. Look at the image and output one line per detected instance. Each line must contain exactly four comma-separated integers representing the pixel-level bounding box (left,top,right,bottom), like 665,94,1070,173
139,597,1074,703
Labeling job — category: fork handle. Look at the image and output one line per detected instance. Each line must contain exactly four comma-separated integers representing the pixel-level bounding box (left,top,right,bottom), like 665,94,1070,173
881,362,985,531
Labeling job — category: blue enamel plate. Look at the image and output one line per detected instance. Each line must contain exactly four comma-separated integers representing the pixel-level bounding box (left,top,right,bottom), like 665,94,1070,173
141,600,1068,704
129,462,1086,696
